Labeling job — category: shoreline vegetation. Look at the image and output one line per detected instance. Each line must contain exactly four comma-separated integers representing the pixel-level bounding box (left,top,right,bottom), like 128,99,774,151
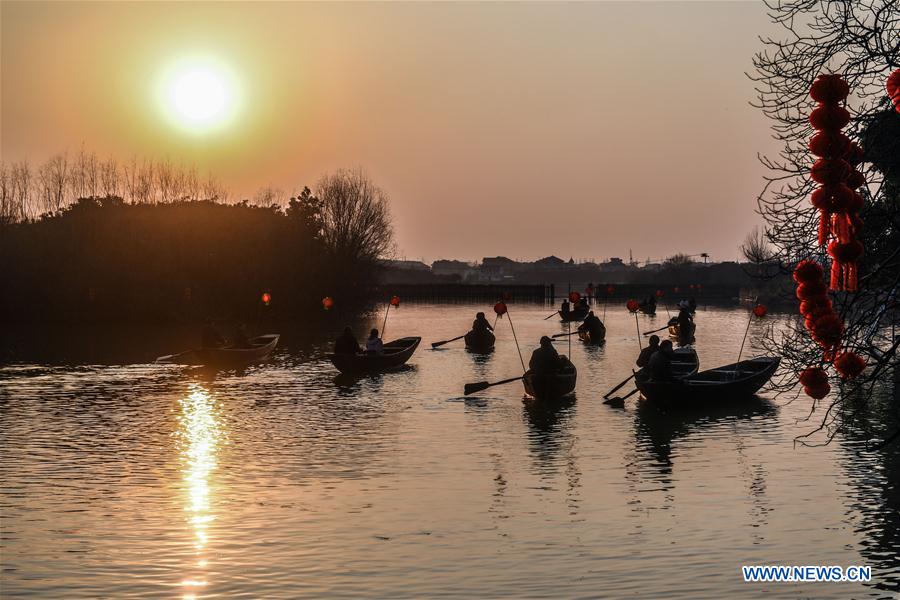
1,156,394,325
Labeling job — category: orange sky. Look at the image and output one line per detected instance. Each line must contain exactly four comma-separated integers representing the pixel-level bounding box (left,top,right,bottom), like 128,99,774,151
2,1,778,263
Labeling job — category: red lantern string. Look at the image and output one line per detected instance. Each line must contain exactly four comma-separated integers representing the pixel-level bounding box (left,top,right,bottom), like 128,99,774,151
806,73,864,291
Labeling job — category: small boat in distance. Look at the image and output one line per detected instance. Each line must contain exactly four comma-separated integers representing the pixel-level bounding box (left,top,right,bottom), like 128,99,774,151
156,334,280,367
559,307,589,323
523,361,577,401
636,356,780,404
328,337,421,374
464,329,496,353
577,327,606,345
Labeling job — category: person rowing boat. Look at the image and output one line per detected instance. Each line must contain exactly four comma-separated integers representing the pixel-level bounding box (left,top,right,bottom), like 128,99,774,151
334,326,362,355
636,334,660,370
472,312,494,333
577,311,606,343
648,339,676,381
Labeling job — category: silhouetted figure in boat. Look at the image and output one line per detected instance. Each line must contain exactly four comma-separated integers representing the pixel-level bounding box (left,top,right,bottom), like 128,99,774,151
334,326,362,355
365,328,384,354
636,335,660,369
233,323,251,349
529,336,561,374
560,299,571,318
577,297,590,312
472,312,494,332
578,311,605,340
688,298,697,314
644,295,657,314
648,339,675,381
674,301,695,343
201,319,226,349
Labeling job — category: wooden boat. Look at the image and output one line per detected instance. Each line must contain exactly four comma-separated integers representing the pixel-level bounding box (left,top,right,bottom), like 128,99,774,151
636,356,780,404
156,334,280,367
523,361,577,400
577,325,606,345
464,329,495,353
559,307,589,323
328,336,421,374
639,302,657,315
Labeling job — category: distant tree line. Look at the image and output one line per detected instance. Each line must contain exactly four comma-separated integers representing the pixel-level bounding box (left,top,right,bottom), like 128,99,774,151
0,153,395,325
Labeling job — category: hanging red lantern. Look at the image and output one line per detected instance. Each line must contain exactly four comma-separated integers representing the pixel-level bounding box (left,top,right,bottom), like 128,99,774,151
796,279,828,300
390,295,401,307
656,289,664,297
793,260,824,284
626,299,640,313
568,291,581,303
827,239,863,291
846,169,866,190
804,381,831,400
886,69,900,113
493,301,507,316
809,73,850,103
833,352,866,379
606,285,615,295
845,142,865,165
752,304,768,318
503,292,513,301
810,184,853,212
810,158,851,185
322,296,334,310
812,314,844,348
809,104,851,130
799,297,832,318
799,367,829,388
261,292,272,305
809,131,851,158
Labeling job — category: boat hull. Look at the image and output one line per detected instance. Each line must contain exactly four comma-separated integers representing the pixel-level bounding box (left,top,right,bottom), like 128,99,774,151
159,334,280,367
637,356,780,404
464,329,496,353
523,364,577,400
328,337,421,374
559,308,589,323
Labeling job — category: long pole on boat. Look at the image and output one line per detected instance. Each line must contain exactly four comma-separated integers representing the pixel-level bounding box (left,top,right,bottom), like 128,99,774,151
506,309,527,373
381,304,391,339
735,296,759,371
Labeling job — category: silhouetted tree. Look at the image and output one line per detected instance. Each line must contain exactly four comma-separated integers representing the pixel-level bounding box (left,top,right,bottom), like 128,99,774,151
750,0,899,444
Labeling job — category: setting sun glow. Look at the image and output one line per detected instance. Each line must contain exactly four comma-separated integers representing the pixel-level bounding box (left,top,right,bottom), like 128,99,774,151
160,59,239,133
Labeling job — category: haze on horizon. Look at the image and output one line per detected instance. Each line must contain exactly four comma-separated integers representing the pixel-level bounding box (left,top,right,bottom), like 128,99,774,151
1,1,778,263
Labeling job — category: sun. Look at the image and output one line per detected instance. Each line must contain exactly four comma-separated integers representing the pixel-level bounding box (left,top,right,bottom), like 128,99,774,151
160,58,239,133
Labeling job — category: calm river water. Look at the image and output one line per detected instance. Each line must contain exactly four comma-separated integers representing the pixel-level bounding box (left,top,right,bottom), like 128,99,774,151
1,303,898,598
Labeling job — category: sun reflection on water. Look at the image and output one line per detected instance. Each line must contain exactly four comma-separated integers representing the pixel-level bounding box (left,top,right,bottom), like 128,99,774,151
176,385,223,598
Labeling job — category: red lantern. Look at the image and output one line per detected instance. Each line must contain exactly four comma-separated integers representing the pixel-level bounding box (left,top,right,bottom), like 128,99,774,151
809,74,850,104
809,131,850,158
796,280,828,300
322,296,334,310
799,367,829,388
810,184,853,211
606,285,615,295
804,382,831,400
827,240,864,263
800,297,832,318
793,260,824,284
809,104,851,130
833,351,866,379
626,299,640,313
827,240,864,291
811,158,851,185
656,289,664,297
673,286,679,294
752,304,768,318
886,69,900,113
493,301,507,316
568,291,581,303
845,142,865,165
846,169,866,190
261,292,272,305
503,292,513,301
812,314,844,347
390,295,401,307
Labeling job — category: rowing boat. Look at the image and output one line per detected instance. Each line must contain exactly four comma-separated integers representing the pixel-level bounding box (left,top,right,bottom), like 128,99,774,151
577,326,606,345
636,356,780,404
328,337,421,374
667,320,696,346
523,361,577,400
156,334,280,367
464,329,496,353
559,307,589,323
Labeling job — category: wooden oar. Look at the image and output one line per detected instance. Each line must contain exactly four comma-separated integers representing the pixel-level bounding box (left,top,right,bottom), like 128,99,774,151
431,334,467,349
603,387,639,406
642,325,669,336
603,372,635,399
551,330,580,338
464,376,523,396
543,311,560,320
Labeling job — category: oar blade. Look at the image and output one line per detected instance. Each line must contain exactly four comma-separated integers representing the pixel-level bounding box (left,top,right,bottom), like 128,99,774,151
464,381,490,395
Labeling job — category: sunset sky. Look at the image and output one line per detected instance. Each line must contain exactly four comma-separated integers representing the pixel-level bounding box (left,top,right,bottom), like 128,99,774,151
2,1,778,263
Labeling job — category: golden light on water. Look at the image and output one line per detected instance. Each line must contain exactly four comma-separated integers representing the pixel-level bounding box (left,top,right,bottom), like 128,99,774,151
177,386,223,597
159,57,240,134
